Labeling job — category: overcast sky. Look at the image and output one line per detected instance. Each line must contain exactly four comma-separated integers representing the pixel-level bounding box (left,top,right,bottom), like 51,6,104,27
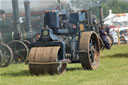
0,0,70,13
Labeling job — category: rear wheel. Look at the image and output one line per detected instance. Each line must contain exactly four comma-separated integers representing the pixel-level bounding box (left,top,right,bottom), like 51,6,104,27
99,38,104,50
0,49,3,66
107,34,113,47
23,40,31,49
79,32,100,70
0,43,13,67
8,40,29,63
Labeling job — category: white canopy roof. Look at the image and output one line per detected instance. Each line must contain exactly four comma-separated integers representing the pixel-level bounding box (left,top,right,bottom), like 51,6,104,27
104,10,128,26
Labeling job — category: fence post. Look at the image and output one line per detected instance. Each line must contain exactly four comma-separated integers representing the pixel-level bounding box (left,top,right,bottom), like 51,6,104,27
117,30,120,45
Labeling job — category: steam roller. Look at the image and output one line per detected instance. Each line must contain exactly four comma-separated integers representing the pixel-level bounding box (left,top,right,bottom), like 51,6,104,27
26,3,102,75
27,31,100,75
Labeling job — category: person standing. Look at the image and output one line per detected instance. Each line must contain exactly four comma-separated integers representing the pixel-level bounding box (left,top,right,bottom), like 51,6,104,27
0,9,11,29
0,9,6,21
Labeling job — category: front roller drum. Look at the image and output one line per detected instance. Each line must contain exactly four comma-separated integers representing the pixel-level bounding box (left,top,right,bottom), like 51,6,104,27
28,46,67,75
79,32,100,70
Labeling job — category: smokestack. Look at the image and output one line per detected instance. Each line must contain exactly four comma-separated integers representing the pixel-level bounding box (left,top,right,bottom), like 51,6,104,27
24,0,32,32
12,0,23,40
12,0,20,32
88,9,92,25
99,6,104,27
58,0,61,11
87,10,90,26
87,9,92,28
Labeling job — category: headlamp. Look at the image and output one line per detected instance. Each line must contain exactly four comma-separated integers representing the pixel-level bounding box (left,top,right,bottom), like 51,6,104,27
42,30,49,36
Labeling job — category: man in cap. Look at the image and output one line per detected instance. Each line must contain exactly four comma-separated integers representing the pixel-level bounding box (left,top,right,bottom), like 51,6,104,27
0,9,6,21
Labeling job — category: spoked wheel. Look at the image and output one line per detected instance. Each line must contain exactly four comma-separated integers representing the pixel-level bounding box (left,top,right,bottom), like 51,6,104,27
23,40,31,49
99,38,104,50
0,49,3,66
8,40,29,63
28,46,67,75
0,43,13,67
107,34,113,47
79,32,100,70
106,36,112,46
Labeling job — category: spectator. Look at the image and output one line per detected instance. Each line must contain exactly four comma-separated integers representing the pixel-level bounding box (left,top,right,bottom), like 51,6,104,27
110,29,119,43
0,9,6,21
99,26,110,49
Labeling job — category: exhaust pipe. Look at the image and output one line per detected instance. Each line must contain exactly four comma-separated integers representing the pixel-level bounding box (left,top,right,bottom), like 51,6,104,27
12,0,22,40
24,0,32,33
88,9,92,25
12,0,20,30
87,9,92,28
99,6,104,28
87,10,90,27
58,0,61,11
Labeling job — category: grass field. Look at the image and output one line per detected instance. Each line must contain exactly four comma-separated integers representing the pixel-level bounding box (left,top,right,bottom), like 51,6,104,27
0,44,128,85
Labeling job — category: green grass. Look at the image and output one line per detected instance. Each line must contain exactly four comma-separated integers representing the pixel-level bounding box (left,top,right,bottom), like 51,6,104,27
0,44,128,85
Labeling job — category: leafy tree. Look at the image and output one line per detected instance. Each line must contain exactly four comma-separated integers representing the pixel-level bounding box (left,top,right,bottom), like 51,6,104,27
70,0,128,17
102,0,128,17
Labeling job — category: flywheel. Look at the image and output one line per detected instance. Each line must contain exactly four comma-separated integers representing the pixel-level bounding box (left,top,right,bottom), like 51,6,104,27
79,32,100,70
28,46,67,75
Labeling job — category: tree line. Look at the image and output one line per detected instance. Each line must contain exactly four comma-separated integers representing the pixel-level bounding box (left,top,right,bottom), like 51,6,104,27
70,0,128,17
